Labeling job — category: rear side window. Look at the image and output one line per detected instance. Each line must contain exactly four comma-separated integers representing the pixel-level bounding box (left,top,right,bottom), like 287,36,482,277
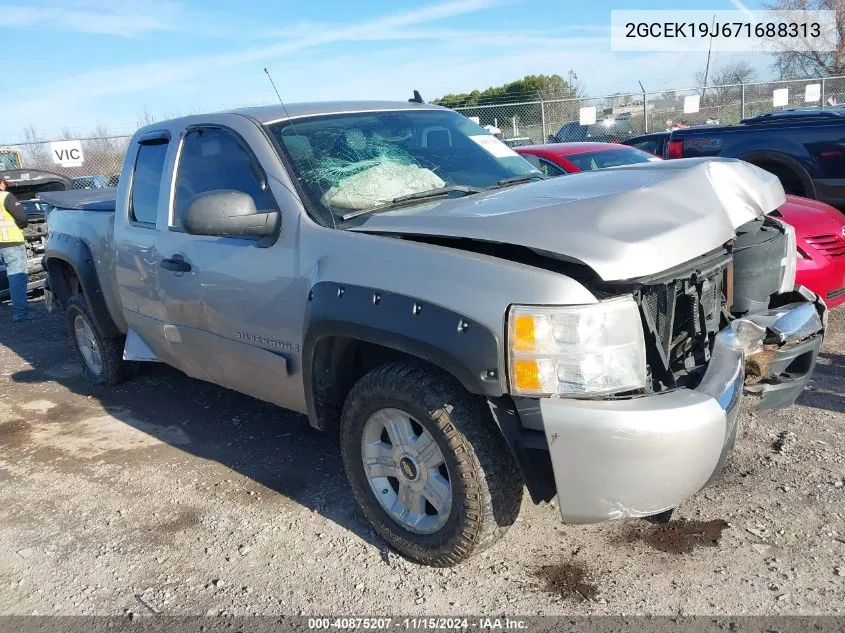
629,138,659,155
130,140,169,226
520,153,567,177
172,127,277,228
566,148,658,171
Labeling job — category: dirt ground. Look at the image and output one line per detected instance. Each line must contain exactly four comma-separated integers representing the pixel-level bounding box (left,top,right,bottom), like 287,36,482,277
0,297,842,617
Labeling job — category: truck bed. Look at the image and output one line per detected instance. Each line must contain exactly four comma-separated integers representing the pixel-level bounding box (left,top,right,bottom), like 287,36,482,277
45,199,125,333
39,188,117,212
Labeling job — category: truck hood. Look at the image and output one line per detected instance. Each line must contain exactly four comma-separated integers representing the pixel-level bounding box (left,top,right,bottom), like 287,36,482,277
350,157,786,281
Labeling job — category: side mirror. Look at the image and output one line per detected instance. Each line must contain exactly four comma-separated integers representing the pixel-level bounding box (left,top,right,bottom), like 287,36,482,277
184,189,280,238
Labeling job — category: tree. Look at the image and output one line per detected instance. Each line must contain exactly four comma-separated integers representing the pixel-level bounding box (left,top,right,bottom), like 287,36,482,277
433,72,583,108
693,60,758,110
20,125,50,168
86,124,127,178
763,0,845,77
694,60,758,89
136,108,157,129
433,73,585,140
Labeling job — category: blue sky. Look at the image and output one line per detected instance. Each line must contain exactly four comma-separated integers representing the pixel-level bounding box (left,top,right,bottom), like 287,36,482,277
2,0,770,142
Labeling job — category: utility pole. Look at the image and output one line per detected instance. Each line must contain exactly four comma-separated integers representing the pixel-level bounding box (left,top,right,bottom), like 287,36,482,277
702,14,716,100
639,80,647,132
736,73,746,120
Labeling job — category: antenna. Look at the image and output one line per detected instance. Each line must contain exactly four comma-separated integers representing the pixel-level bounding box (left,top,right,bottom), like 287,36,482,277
409,90,424,104
263,67,334,227
264,67,284,105
264,67,288,113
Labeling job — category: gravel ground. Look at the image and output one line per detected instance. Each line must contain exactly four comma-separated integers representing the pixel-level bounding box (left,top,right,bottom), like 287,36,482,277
0,298,843,617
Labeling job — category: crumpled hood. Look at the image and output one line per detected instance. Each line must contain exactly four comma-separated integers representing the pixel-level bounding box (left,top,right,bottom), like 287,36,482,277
350,157,786,281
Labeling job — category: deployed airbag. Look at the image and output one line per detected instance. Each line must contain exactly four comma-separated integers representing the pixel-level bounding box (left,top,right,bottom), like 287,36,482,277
321,162,444,211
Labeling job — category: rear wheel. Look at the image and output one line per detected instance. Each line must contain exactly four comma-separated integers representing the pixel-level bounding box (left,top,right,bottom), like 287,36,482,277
66,294,136,385
340,362,523,567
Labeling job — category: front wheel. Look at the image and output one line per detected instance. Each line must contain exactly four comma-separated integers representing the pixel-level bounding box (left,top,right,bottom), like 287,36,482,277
66,294,136,386
340,362,523,567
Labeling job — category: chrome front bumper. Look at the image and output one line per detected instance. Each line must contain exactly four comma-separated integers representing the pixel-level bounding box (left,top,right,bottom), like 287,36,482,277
740,298,825,410
521,298,823,524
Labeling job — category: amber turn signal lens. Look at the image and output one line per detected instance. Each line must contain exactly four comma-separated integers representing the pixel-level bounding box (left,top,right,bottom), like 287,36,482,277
513,359,541,391
512,315,536,351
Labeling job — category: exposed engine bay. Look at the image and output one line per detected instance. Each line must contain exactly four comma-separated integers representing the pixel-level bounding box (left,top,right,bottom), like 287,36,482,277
569,215,824,408
397,213,824,410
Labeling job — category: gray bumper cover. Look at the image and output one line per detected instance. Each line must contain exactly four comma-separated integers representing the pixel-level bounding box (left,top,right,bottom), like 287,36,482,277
525,299,822,524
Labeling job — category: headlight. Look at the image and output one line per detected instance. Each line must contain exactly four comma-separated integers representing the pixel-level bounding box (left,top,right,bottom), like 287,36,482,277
507,296,647,397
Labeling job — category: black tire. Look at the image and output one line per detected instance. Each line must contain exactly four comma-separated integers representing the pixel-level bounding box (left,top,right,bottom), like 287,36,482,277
66,294,136,386
340,361,523,567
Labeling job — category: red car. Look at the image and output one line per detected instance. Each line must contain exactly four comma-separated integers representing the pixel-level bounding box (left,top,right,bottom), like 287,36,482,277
776,195,845,308
515,142,845,308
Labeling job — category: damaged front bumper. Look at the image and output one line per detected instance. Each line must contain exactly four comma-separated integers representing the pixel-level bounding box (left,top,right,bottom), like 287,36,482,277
517,295,824,524
740,287,825,410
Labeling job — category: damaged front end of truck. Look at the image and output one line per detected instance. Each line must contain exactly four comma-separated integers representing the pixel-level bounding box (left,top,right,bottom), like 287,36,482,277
604,214,825,412
351,156,825,523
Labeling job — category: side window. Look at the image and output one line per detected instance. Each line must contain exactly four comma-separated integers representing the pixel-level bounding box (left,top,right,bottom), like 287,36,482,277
172,128,277,228
520,154,543,171
631,139,659,154
539,159,567,177
129,140,168,226
518,154,567,177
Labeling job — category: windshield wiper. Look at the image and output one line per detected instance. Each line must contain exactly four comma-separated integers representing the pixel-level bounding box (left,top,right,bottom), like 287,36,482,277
340,185,483,221
392,184,484,203
488,173,547,189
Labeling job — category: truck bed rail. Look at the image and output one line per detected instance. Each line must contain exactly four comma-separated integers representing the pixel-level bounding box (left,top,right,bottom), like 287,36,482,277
39,188,117,212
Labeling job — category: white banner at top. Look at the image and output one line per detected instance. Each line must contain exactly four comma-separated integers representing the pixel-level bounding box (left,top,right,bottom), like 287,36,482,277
611,10,837,52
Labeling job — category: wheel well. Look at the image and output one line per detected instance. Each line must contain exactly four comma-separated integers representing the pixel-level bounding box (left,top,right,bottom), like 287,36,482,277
310,336,456,432
739,151,815,199
45,258,82,307
749,159,804,196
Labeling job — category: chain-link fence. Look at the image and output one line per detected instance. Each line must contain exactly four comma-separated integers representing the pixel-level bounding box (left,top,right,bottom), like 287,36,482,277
4,76,845,182
452,75,845,145
0,135,131,189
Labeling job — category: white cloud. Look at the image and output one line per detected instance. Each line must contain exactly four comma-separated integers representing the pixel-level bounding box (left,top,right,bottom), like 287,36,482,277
1,0,771,139
0,0,186,37
4,0,521,125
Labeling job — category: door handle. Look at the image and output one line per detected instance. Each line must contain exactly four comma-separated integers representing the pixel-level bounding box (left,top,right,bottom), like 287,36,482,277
160,256,192,273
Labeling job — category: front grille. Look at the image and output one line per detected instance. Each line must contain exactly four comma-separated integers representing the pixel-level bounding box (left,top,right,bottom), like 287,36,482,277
638,266,726,390
805,233,845,258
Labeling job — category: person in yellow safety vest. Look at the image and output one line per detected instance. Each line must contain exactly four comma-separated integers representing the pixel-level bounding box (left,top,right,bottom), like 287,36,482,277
0,176,30,321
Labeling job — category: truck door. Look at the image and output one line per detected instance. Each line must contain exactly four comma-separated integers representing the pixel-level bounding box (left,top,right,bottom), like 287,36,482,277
153,120,302,410
113,133,185,367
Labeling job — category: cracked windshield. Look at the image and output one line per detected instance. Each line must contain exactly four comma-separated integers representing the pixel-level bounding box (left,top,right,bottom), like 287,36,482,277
267,110,539,223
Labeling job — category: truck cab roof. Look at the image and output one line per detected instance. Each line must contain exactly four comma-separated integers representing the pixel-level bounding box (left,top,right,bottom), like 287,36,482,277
137,101,445,133
740,107,845,124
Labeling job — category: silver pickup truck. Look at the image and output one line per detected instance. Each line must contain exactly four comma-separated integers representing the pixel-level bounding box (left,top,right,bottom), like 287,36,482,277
42,100,825,567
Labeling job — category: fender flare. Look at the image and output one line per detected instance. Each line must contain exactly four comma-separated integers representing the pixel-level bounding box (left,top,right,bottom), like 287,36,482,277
737,150,817,199
302,282,505,426
301,282,558,504
45,232,121,338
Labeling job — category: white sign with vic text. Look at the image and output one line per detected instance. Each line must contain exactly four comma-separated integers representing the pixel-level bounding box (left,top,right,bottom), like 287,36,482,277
50,140,84,167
